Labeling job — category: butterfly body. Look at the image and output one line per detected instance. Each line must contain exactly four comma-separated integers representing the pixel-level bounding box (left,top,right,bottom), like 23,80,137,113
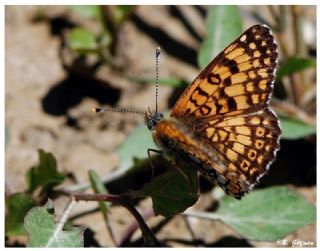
145,24,281,199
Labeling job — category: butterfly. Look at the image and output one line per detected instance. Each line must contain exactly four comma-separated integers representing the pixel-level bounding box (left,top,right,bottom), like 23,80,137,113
144,24,281,199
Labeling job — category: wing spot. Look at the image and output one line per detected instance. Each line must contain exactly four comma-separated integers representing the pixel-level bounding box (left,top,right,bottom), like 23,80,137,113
257,155,264,164
238,62,252,72
227,97,237,110
224,43,237,54
218,130,228,141
248,150,257,160
240,35,247,42
249,167,259,177
262,119,270,126
249,42,256,49
249,70,257,79
252,94,260,104
235,54,251,63
231,72,248,84
233,142,245,154
259,80,267,90
258,70,268,78
234,96,249,109
246,82,255,92
254,51,261,57
240,159,250,171
225,84,245,96
206,127,215,138
235,126,251,135
250,117,261,125
255,139,264,149
228,163,237,172
208,73,221,85
226,48,245,60
253,59,260,68
264,58,271,65
256,127,265,137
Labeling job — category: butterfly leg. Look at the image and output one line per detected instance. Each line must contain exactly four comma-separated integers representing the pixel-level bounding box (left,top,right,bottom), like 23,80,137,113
172,160,194,196
147,148,163,179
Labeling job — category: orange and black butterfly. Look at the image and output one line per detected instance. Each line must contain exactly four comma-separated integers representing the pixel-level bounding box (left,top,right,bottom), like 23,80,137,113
144,24,281,199
95,24,281,199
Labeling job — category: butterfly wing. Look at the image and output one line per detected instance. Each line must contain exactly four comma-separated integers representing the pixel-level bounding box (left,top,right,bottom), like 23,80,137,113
154,115,279,199
170,24,278,120
168,24,281,198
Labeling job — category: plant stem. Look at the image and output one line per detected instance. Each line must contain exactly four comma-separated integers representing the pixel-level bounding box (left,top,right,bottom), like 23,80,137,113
70,192,161,247
119,209,155,246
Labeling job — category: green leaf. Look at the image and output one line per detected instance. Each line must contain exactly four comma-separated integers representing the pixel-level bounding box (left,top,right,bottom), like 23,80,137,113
280,116,316,139
214,187,316,241
198,6,242,68
137,165,199,217
111,6,135,26
69,28,97,53
26,149,66,194
89,170,110,214
5,193,36,236
25,199,85,247
71,5,102,20
277,57,316,79
99,31,112,48
116,123,157,171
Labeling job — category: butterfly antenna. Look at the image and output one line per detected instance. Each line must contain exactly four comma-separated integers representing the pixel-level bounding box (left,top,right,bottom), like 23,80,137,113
92,107,144,115
155,47,161,114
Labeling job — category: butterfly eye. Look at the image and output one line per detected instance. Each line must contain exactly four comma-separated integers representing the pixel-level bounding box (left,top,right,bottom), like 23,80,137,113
147,120,153,130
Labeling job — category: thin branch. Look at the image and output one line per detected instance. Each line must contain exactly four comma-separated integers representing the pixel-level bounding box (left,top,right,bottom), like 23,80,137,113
270,98,316,125
119,209,155,246
70,192,162,247
267,6,280,28
290,6,308,106
182,215,198,243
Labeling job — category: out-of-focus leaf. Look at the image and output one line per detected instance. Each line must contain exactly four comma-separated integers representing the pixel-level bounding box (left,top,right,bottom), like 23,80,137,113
25,199,85,247
26,149,65,194
71,5,102,20
198,6,242,68
99,31,112,48
277,57,316,79
136,165,199,217
116,124,157,171
111,6,135,25
69,28,97,54
280,116,316,139
213,187,316,241
89,170,110,213
5,193,36,236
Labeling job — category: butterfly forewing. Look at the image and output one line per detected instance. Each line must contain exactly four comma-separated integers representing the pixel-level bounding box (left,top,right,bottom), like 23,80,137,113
170,24,278,119
160,24,281,198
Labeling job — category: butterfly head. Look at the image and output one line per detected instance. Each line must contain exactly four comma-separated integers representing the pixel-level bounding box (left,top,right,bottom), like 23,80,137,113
144,107,164,131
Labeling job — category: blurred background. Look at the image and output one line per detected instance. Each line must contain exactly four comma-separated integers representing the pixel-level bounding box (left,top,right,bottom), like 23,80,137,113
5,5,316,247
